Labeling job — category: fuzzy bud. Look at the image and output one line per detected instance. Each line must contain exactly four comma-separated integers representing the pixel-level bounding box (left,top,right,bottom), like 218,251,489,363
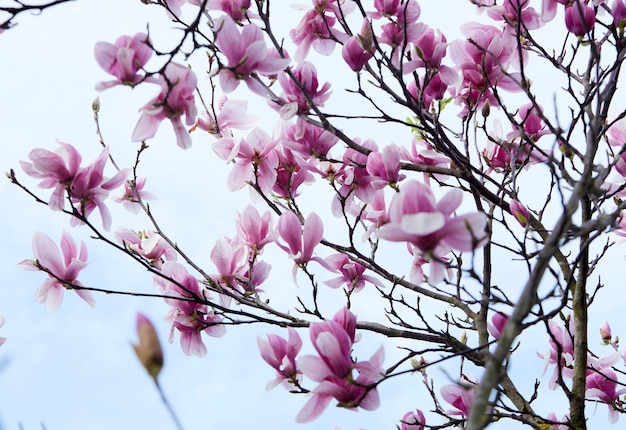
132,313,163,381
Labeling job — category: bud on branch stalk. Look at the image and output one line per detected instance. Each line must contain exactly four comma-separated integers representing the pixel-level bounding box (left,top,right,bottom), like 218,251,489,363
132,312,163,382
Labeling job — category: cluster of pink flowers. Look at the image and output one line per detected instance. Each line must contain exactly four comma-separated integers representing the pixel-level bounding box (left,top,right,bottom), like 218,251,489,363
258,308,384,423
538,318,626,423
378,180,487,284
20,142,129,231
95,34,199,149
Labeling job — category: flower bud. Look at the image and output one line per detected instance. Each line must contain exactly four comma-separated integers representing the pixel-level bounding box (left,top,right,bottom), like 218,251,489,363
510,199,529,227
600,320,612,345
132,312,163,381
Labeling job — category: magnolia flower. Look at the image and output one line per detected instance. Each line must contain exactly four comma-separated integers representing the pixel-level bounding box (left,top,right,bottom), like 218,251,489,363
115,228,176,268
296,309,383,423
20,142,82,211
276,211,324,266
132,63,198,149
586,369,626,423
275,61,331,119
94,33,152,90
69,147,129,231
18,230,94,312
215,15,290,95
441,380,476,418
113,177,156,214
324,254,384,292
257,327,302,390
565,1,595,36
400,409,426,430
488,312,510,338
235,205,273,252
377,180,487,283
153,262,225,357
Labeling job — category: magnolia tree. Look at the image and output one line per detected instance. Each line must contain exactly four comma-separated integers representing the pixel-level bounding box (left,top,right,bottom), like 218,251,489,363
5,0,626,428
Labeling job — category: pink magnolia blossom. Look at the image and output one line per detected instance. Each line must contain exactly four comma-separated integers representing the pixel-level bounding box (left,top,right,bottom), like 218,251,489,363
283,119,339,159
215,15,290,95
377,180,487,283
272,147,316,199
538,319,576,389
298,317,354,382
223,127,279,195
113,176,156,214
194,97,258,137
487,0,543,30
210,237,247,287
154,261,225,357
369,0,419,19
296,373,381,423
275,61,332,119
599,320,618,348
69,146,129,231
378,12,426,69
507,103,549,143
324,254,384,292
20,142,82,211
276,211,324,267
541,0,571,22
408,27,457,86
94,33,152,90
449,23,522,115
366,144,406,189
400,409,426,430
296,308,384,423
114,228,177,268
290,4,351,62
18,230,94,312
607,115,626,147
441,380,476,418
613,0,626,27
342,35,374,72
565,1,596,36
401,137,451,183
359,189,390,237
334,140,379,207
162,0,187,18
483,119,546,172
341,20,375,72
205,0,252,22
132,63,198,149
487,311,510,338
258,327,302,390
586,369,626,423
236,205,273,252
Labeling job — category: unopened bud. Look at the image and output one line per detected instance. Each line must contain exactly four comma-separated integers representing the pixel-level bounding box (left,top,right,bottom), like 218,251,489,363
481,99,490,118
132,313,163,381
92,97,100,113
510,199,529,227
410,357,420,369
600,320,612,345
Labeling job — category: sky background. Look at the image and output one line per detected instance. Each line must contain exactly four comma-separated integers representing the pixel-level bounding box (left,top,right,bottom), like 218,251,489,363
1,1,626,429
